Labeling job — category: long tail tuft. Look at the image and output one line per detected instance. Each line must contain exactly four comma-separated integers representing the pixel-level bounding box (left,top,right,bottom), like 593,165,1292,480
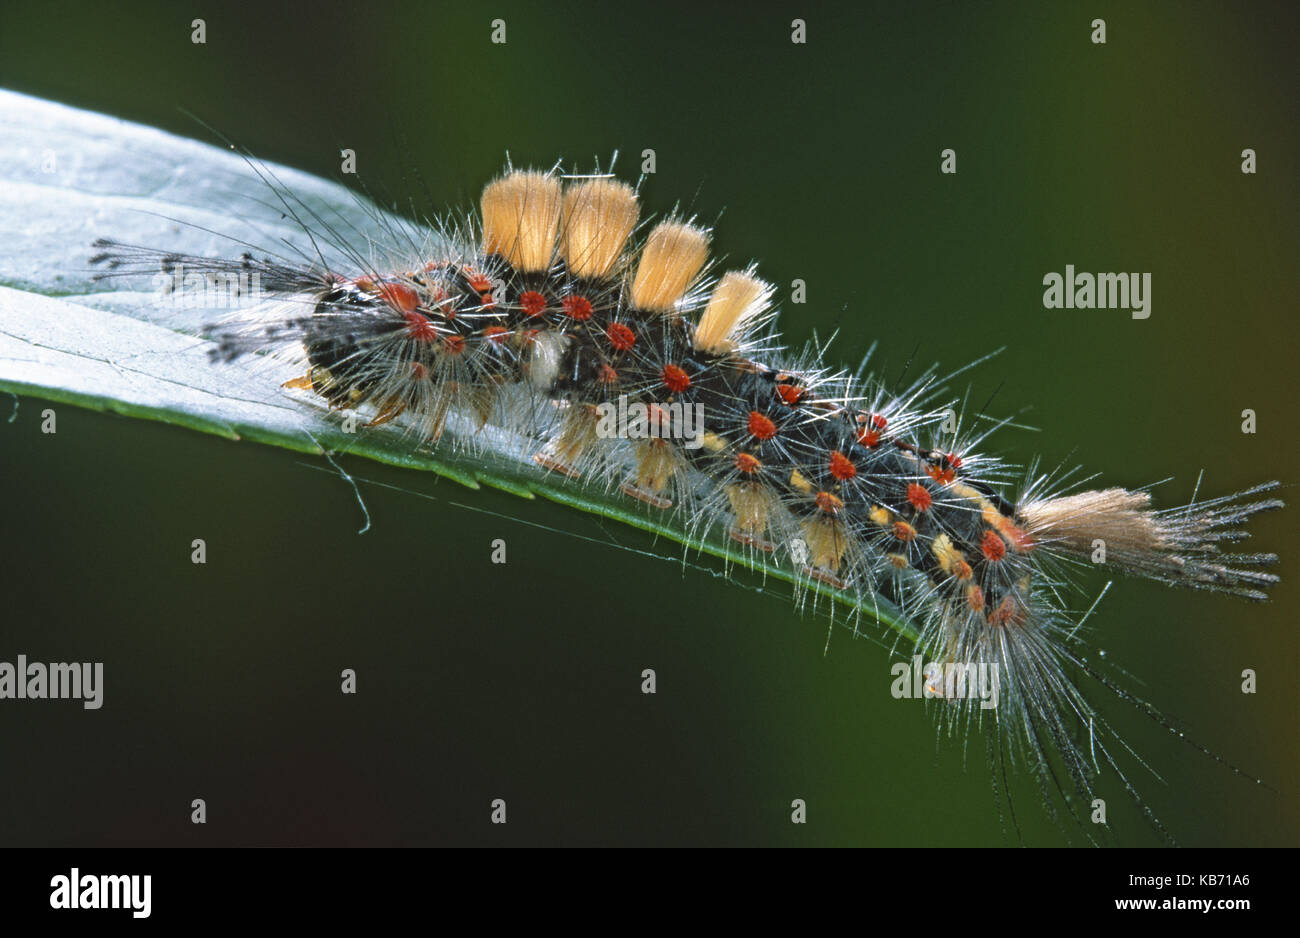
1019,481,1284,600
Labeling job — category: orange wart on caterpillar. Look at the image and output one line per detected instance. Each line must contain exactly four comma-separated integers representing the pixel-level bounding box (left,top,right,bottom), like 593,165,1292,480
0,97,1267,843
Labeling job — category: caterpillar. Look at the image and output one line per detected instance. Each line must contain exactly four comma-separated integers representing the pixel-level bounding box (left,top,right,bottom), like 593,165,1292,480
86,153,1282,844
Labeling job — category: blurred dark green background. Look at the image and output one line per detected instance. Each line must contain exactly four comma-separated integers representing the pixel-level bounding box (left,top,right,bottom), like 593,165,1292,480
0,0,1295,846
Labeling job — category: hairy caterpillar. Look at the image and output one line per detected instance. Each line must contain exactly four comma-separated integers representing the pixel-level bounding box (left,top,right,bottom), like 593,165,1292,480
80,146,1286,844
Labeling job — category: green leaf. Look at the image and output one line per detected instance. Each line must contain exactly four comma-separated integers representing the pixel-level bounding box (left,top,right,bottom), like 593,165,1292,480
0,89,918,644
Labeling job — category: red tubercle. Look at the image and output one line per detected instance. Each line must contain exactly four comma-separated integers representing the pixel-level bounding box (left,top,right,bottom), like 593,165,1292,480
605,322,636,351
747,411,777,441
481,325,509,344
856,412,887,447
775,383,804,406
815,491,844,514
906,482,932,511
466,271,492,293
562,294,593,321
924,451,963,484
404,311,438,343
927,464,957,485
519,291,547,317
442,334,466,355
429,286,453,315
598,364,620,385
377,281,420,313
980,530,1007,562
661,364,691,393
828,451,857,481
734,452,762,474
966,585,986,611
892,521,917,542
1000,520,1036,553
410,361,429,381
